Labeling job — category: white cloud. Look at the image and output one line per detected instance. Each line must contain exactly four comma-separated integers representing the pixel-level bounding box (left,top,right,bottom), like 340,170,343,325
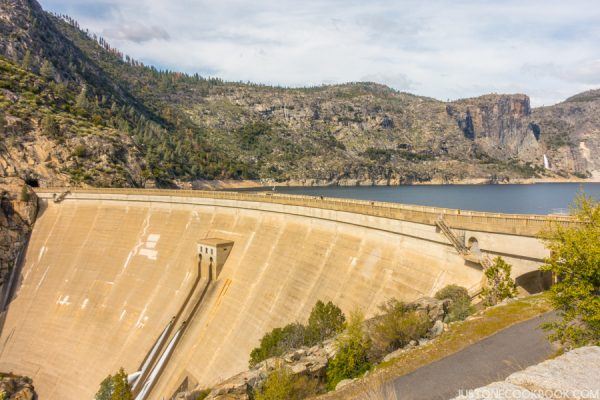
40,0,600,105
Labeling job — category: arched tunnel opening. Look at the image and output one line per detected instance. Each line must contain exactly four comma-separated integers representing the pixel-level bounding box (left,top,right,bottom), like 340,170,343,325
515,270,553,294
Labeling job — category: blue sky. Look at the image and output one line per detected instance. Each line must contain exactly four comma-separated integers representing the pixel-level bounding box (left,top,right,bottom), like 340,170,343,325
40,0,600,106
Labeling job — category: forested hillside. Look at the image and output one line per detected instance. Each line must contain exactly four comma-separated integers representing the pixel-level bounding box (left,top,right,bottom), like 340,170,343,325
0,0,598,188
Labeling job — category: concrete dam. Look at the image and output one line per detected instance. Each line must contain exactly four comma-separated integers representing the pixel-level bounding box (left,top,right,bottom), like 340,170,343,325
0,189,574,400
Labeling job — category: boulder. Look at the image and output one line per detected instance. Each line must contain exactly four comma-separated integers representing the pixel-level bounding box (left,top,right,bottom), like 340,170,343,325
413,297,450,321
382,347,406,363
430,320,444,338
206,340,338,399
335,378,356,391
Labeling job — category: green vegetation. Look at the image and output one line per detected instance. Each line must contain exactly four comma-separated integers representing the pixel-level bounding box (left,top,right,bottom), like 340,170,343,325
435,284,473,322
95,368,132,400
323,295,554,400
326,310,372,390
541,195,600,348
254,366,321,400
2,1,585,189
20,185,31,202
306,300,347,344
369,299,431,361
249,300,346,367
480,257,518,306
249,323,307,368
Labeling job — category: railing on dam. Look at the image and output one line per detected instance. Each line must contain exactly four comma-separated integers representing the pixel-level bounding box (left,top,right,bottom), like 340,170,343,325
35,187,580,236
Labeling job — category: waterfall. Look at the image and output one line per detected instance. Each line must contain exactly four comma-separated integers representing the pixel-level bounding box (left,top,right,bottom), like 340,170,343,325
543,154,550,169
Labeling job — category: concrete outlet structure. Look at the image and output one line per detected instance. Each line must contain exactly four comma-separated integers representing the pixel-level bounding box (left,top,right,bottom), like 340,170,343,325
197,239,234,280
0,188,576,400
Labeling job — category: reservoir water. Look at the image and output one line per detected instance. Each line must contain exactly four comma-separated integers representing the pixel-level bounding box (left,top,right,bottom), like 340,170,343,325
259,183,600,214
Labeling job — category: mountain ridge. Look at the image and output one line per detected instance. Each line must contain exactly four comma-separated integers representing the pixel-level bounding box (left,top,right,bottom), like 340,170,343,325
0,0,598,188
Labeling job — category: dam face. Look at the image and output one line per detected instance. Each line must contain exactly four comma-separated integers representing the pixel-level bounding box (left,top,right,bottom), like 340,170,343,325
0,190,565,399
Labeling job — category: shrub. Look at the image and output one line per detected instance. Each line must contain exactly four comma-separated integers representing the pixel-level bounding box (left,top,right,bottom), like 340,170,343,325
255,366,321,400
41,114,61,138
305,300,346,345
20,184,31,202
369,299,431,361
481,257,517,307
95,368,132,400
249,323,306,368
326,310,371,390
540,195,600,348
249,300,346,368
72,144,88,158
435,285,473,322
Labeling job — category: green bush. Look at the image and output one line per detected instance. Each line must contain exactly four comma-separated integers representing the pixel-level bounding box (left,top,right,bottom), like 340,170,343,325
95,368,132,400
540,195,600,348
249,300,346,368
255,366,320,400
20,184,31,202
305,300,346,345
481,257,518,307
326,310,371,390
435,284,473,322
369,299,431,361
249,323,306,368
72,144,88,158
435,284,468,303
41,114,61,138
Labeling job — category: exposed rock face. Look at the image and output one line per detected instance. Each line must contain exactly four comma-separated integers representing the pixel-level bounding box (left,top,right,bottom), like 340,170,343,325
177,297,450,400
447,95,541,162
0,178,37,306
451,346,600,400
0,374,36,400
202,339,337,400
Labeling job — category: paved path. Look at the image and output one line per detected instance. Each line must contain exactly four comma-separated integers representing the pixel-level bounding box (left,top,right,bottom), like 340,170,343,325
390,312,557,400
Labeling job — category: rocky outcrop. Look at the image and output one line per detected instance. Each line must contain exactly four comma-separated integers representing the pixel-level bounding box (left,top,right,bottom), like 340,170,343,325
0,374,36,400
447,95,541,162
176,297,450,400
202,339,337,400
0,177,37,307
451,346,600,399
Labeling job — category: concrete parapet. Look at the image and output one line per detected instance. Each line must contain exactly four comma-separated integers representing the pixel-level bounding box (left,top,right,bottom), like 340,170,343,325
35,188,578,237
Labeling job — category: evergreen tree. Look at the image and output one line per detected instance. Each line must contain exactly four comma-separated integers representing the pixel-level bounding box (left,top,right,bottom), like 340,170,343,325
75,85,90,115
21,50,32,70
110,368,132,400
480,257,517,306
40,59,55,79
95,375,113,400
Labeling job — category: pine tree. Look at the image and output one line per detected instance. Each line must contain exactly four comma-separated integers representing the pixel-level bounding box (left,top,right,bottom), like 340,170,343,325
75,85,90,115
110,368,132,400
40,59,55,79
21,50,32,70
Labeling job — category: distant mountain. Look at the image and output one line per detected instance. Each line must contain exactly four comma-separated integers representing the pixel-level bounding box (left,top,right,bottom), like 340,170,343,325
0,0,598,188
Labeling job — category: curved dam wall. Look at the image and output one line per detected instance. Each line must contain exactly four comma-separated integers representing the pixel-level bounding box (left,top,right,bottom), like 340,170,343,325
0,190,570,400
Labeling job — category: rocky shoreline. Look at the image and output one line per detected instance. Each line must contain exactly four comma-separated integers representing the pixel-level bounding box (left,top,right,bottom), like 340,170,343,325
180,176,600,191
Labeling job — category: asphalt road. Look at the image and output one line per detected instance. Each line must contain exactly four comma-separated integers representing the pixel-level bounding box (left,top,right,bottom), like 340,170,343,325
390,312,557,400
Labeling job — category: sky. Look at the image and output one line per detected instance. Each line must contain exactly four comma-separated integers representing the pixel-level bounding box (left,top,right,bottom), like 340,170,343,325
39,0,600,106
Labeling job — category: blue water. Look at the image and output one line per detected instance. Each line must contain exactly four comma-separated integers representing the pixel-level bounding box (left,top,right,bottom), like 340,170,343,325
256,183,600,214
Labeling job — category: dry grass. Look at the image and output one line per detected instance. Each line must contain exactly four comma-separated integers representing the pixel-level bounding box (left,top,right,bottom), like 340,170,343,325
314,293,553,400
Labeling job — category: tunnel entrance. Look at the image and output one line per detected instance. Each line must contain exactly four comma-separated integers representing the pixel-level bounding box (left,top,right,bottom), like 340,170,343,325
24,178,39,187
467,237,481,255
515,270,553,294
